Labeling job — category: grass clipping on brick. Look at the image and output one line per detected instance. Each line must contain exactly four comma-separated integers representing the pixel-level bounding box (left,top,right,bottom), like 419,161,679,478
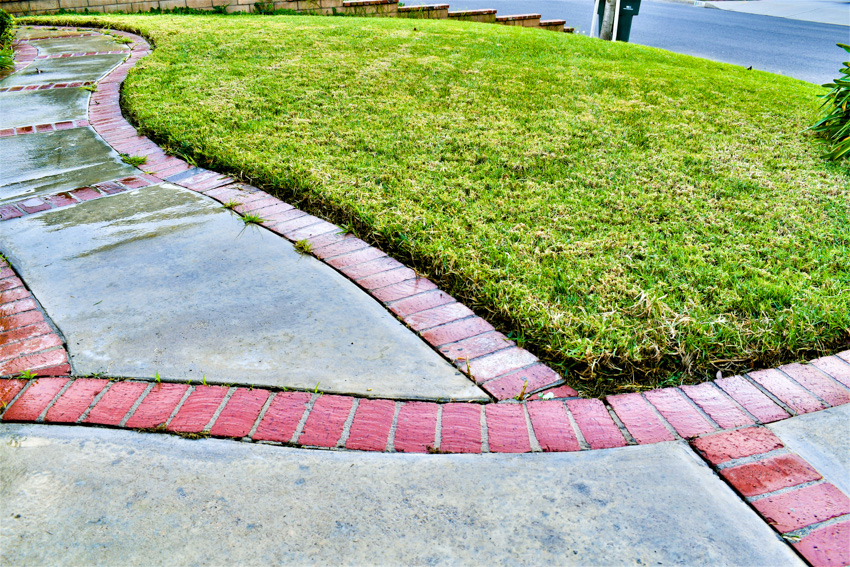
29,15,850,395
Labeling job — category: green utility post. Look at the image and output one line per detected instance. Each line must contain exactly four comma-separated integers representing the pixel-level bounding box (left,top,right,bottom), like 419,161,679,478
594,0,641,42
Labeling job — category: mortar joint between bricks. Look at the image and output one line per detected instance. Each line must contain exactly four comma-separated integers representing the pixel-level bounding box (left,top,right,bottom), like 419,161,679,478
202,386,237,433
290,393,321,446
780,513,850,541
774,366,833,408
712,447,791,470
246,389,277,440
638,391,683,440
676,387,723,431
76,379,115,423
745,479,826,503
605,403,637,446
35,378,74,423
742,372,798,417
384,401,403,452
563,401,590,451
432,404,443,452
0,379,34,420
117,382,155,427
479,403,490,453
522,403,542,452
164,385,195,429
336,397,360,448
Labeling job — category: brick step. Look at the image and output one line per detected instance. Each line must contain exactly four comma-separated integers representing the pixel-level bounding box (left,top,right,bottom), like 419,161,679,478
397,3,450,18
447,8,497,23
539,19,566,31
342,0,399,16
495,13,542,27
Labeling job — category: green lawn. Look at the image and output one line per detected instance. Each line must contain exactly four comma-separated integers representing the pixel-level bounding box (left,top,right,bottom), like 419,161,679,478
28,14,850,395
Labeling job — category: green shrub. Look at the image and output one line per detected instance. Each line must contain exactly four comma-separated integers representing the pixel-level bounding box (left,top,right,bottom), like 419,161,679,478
0,9,14,49
810,43,850,161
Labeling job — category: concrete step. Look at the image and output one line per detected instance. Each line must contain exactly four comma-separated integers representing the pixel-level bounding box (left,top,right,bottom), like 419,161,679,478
342,0,399,16
397,3,450,18
539,19,567,31
447,8,497,23
495,13,542,27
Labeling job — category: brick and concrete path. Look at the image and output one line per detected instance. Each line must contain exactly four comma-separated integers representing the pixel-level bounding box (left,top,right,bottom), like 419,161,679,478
1,26,848,565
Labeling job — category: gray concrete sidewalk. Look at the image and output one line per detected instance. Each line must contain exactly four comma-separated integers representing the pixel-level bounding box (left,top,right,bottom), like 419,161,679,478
702,0,849,26
0,424,803,566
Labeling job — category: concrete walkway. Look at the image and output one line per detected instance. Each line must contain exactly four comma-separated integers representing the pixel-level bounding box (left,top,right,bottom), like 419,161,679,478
702,0,849,26
1,26,849,566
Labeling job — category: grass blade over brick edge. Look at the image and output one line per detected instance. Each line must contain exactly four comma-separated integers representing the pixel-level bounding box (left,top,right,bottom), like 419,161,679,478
23,15,850,396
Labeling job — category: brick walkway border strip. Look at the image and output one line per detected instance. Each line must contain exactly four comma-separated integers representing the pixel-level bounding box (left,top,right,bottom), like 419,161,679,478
0,118,90,138
0,81,95,93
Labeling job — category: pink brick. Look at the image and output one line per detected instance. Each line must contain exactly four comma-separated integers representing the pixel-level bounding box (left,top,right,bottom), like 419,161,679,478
371,278,438,303
2,377,68,421
271,215,324,237
258,207,304,225
313,237,370,260
526,400,580,452
0,333,62,363
793,520,850,567
485,404,531,453
466,347,538,383
607,393,675,444
252,391,312,443
124,383,188,429
209,388,269,438
297,395,353,447
748,369,825,414
0,205,24,220
0,379,26,408
1,298,36,317
85,381,149,426
356,267,417,291
644,388,715,438
345,398,395,451
340,256,404,279
753,483,850,533
527,385,581,401
780,363,850,407
18,198,50,214
420,317,495,346
439,331,513,364
168,385,229,433
0,276,23,291
306,231,350,250
691,427,784,465
388,290,456,318
0,348,67,376
439,403,482,453
565,398,627,449
680,382,753,429
33,364,71,377
54,121,75,130
45,378,108,423
69,187,102,202
0,287,29,305
721,453,822,497
286,221,340,243
118,176,150,189
245,202,293,219
43,192,76,208
393,402,439,453
405,302,474,332
94,181,126,195
716,375,790,423
837,351,850,364
482,363,566,401
326,247,386,270
811,356,850,388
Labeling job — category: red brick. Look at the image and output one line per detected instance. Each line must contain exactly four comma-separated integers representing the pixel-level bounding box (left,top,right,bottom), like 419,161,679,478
393,401,439,453
326,247,386,270
0,379,26,408
93,181,126,195
252,391,312,443
209,388,270,438
356,267,417,291
297,394,354,447
1,348,67,376
439,331,513,364
33,364,71,377
565,398,627,449
526,400,580,452
439,403,482,453
18,198,50,214
84,381,149,426
607,393,675,444
405,302,475,332
124,383,188,429
388,290,456,319
466,347,538,383
54,121,75,130
0,276,23,291
0,287,29,304
69,187,102,202
313,237,370,260
234,196,280,214
36,123,53,133
838,350,850,364
0,298,36,316
482,363,566,401
272,214,324,237
721,453,822,497
793,520,850,567
372,278,438,303
811,356,850,389
527,385,581,401
44,378,108,423
118,176,150,189
43,192,76,208
485,404,531,453
780,363,850,407
716,375,790,423
0,128,14,137
245,202,293,220
0,205,24,220
306,231,350,251
168,385,229,433
2,377,68,421
340,256,404,279
691,427,784,465
0,333,62,362
0,267,12,279
644,388,715,438
420,317,495,347
753,483,850,533
345,398,395,451
16,126,34,135
680,382,753,429
749,368,825,414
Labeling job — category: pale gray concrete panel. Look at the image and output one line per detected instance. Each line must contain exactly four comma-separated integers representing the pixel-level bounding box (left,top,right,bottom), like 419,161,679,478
0,128,138,204
768,404,850,495
0,54,125,87
0,88,90,129
28,35,129,56
0,185,486,401
0,425,801,566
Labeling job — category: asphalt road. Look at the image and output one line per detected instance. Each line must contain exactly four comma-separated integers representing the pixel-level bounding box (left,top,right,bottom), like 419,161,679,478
443,0,849,84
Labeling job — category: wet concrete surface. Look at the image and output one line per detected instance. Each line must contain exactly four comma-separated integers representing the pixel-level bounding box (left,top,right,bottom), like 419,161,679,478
0,185,485,400
769,404,850,496
0,128,138,204
0,424,802,566
0,88,90,129
0,54,125,87
15,28,90,40
28,35,129,56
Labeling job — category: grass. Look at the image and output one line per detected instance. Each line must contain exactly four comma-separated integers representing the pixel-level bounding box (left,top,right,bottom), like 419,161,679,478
120,153,147,166
25,14,850,395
